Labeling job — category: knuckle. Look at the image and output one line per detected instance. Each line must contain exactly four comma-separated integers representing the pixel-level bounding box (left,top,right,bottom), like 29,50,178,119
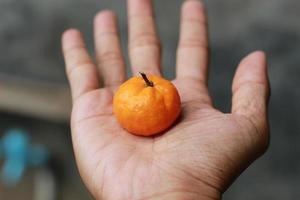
184,17,207,26
179,18,208,50
98,51,121,61
130,32,160,49
97,51,124,66
64,45,85,59
178,38,208,50
67,59,94,76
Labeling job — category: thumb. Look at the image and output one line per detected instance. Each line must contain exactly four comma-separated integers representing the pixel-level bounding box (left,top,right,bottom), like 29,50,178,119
231,51,270,143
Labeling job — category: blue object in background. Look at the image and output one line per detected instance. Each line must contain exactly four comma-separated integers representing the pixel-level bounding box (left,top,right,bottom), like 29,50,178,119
0,129,49,186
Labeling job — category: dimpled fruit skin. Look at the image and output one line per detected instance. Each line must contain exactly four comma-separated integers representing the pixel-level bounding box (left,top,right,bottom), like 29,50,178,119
113,75,181,136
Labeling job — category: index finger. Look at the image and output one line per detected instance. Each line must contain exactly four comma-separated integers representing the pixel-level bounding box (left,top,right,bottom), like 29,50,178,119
176,0,209,83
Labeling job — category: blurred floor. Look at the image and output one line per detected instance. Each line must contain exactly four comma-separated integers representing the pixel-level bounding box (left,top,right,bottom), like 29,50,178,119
0,112,92,200
0,0,299,199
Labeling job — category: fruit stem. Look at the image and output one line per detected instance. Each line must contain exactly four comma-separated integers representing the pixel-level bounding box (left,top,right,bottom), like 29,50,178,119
139,72,154,87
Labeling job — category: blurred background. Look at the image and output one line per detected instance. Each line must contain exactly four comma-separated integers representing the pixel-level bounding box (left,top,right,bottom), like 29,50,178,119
0,0,299,199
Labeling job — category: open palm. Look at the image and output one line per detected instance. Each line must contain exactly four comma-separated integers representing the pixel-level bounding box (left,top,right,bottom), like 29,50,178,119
62,1,270,199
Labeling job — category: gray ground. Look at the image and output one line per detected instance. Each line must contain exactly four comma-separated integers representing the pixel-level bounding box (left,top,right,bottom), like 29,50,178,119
0,0,299,199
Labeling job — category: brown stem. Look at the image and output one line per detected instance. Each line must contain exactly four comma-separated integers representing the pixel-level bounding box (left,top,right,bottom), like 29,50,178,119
139,72,154,87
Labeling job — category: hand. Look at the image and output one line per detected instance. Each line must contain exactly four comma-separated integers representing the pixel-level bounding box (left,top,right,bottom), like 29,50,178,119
62,0,270,199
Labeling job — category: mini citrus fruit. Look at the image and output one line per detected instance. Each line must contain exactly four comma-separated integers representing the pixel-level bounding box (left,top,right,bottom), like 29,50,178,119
113,72,181,136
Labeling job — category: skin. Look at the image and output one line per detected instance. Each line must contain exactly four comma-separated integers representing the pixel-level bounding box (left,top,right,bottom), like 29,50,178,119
62,0,270,199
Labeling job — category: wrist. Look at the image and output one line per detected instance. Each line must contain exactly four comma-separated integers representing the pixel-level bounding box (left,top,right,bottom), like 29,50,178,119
135,177,221,200
140,192,220,200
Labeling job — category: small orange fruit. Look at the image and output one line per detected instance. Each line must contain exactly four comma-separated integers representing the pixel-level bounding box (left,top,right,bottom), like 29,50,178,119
113,72,181,136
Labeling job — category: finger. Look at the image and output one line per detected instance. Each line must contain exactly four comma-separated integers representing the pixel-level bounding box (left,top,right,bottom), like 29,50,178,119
232,51,270,135
127,0,161,75
94,11,126,89
62,29,99,100
176,0,209,83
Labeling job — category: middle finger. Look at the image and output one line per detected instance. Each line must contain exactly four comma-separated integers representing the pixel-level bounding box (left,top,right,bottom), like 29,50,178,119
128,0,161,76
